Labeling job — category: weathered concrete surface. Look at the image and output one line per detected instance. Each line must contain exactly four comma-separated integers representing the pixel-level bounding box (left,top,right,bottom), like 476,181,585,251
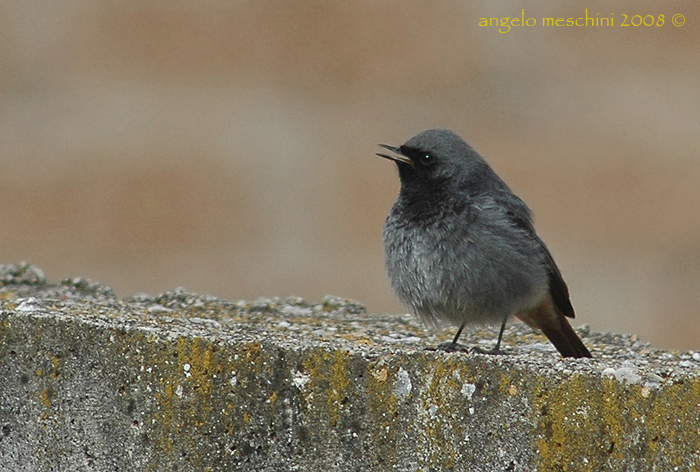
0,263,699,472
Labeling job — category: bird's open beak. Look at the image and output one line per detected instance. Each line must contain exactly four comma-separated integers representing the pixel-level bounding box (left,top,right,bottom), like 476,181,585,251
376,144,414,166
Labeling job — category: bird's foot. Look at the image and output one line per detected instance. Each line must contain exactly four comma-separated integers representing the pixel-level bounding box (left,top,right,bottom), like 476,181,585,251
470,345,507,356
430,341,470,353
428,342,509,355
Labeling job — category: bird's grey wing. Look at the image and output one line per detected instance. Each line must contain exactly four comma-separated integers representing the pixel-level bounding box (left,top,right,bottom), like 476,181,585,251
493,190,576,319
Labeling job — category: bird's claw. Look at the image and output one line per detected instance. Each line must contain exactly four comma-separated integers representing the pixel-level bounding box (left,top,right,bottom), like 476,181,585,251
470,346,507,356
430,341,470,353
427,343,508,355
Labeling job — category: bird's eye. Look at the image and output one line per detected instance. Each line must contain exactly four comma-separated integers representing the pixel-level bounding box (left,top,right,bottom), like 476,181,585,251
419,153,434,166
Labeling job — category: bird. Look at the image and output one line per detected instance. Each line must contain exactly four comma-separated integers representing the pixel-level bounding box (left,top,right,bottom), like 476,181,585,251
378,129,592,358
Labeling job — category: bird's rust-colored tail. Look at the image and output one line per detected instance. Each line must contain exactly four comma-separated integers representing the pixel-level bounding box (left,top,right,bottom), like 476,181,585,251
516,295,592,358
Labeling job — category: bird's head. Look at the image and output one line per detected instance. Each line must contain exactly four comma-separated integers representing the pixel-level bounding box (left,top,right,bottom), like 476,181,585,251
377,129,489,195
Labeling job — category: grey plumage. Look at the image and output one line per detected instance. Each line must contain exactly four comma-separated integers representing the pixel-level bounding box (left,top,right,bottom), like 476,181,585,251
379,129,591,358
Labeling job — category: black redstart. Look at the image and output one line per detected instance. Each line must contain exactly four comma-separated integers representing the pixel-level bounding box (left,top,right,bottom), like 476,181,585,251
378,129,591,358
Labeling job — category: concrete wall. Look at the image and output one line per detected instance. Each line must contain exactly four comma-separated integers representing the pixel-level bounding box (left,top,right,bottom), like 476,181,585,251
1,264,699,471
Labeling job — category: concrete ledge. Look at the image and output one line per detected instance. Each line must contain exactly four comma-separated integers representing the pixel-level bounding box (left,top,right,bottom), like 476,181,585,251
1,263,699,471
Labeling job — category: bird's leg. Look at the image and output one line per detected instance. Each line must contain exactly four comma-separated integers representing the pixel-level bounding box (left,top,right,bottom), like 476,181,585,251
451,322,466,345
468,314,509,355
434,323,469,352
490,313,509,355
431,316,510,354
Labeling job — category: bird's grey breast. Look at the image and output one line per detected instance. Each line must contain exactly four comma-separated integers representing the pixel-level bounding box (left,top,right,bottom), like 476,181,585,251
383,194,548,325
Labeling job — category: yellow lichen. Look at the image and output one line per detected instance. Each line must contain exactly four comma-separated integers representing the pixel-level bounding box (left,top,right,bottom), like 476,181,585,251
534,374,639,471
417,357,472,469
372,366,389,382
177,337,215,397
40,388,51,408
645,378,700,468
50,354,60,379
364,361,400,465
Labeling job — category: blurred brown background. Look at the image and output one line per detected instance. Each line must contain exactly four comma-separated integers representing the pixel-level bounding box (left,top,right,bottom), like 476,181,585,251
1,1,698,350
